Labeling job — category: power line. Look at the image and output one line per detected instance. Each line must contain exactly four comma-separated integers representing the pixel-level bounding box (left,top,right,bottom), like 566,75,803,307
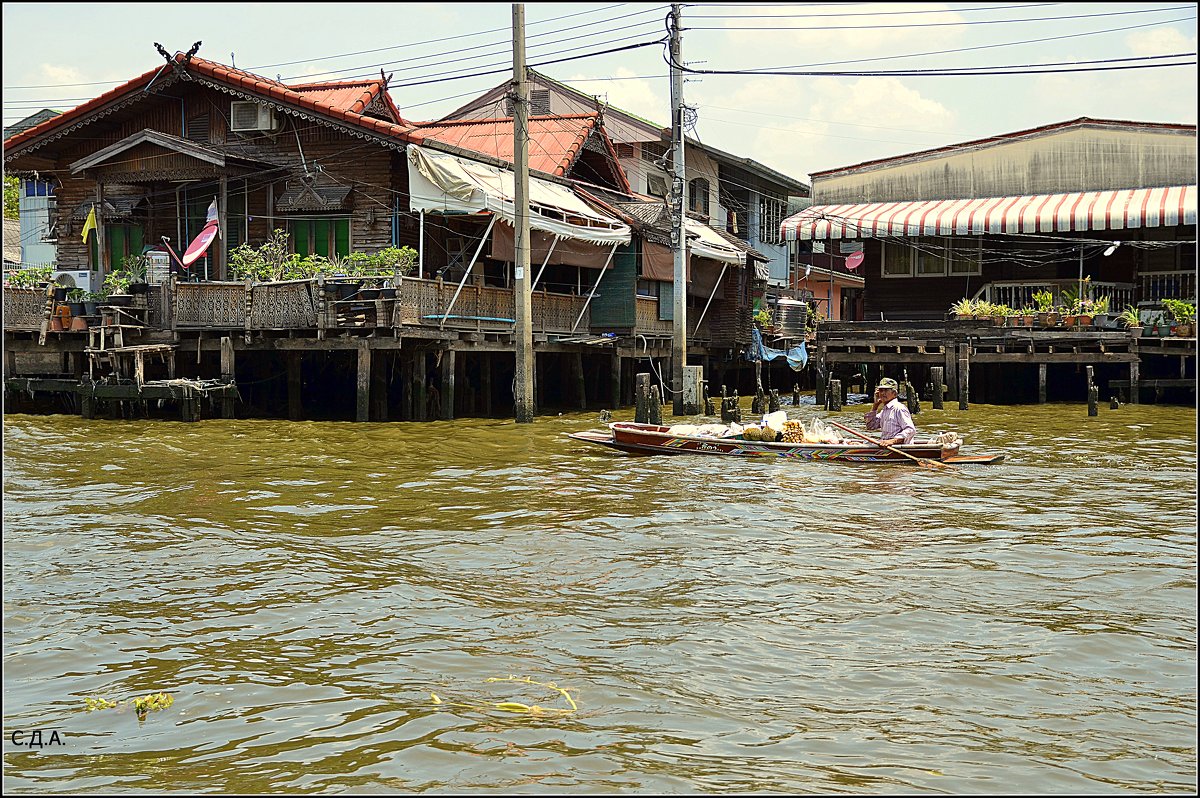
687,3,1062,18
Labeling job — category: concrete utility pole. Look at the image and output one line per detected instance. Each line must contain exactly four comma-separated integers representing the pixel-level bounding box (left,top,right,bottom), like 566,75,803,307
513,3,535,423
669,3,687,416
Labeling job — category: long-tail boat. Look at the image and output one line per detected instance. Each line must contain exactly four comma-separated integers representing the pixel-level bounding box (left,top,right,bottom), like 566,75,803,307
568,422,1004,464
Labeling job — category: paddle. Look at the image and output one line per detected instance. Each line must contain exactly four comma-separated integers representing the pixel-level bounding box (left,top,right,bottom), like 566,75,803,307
827,419,957,471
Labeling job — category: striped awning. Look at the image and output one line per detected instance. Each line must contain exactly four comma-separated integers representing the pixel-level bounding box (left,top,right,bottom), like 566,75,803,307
782,185,1197,241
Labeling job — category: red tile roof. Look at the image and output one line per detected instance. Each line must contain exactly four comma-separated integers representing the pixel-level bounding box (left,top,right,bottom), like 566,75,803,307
3,54,423,155
288,78,408,124
414,114,599,177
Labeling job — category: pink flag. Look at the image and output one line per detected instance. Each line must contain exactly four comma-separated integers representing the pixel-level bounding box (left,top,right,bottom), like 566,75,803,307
182,199,219,267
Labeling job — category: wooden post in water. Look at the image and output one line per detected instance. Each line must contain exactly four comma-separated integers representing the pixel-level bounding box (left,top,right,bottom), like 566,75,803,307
944,346,957,402
769,389,780,413
220,336,236,418
1128,359,1139,405
957,344,969,410
1086,366,1097,417
814,371,826,407
1038,362,1048,404
356,342,371,422
482,353,494,416
288,352,303,421
414,351,427,422
648,384,663,425
635,372,650,423
1110,396,1120,410
793,384,800,407
574,351,586,410
442,349,456,420
683,364,703,415
372,353,388,422
828,379,842,411
931,366,944,410
610,354,621,411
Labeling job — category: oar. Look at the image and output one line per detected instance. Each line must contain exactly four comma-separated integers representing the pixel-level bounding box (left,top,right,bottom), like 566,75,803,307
828,419,957,471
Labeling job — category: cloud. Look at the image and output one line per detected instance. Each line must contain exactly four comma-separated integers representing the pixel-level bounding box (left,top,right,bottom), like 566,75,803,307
1125,27,1197,56
37,63,87,84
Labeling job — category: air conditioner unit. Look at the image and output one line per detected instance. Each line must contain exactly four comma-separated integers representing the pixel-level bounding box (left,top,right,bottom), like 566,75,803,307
230,101,277,132
52,269,92,293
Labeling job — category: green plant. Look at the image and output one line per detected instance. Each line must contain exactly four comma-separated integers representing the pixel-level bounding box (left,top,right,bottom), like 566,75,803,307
83,290,106,303
1060,286,1082,314
1117,305,1142,328
4,265,55,289
66,287,87,302
753,306,773,327
1163,299,1196,324
950,297,974,316
122,254,149,282
1018,306,1035,317
1091,295,1110,314
103,270,131,296
1032,290,1054,312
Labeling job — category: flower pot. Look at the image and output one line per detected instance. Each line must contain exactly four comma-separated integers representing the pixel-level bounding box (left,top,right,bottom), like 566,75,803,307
1038,312,1060,328
68,301,86,316
1172,323,1193,337
106,293,133,307
1022,315,1036,327
53,286,69,301
70,316,89,332
1127,326,1143,338
49,316,64,332
83,301,99,315
128,281,150,294
357,287,381,301
1093,313,1113,329
1077,314,1093,327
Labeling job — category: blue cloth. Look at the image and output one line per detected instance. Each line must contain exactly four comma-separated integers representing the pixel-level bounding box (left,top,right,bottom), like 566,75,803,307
748,327,808,371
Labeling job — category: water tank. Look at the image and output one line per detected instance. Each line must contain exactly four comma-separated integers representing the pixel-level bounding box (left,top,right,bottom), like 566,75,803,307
774,298,809,337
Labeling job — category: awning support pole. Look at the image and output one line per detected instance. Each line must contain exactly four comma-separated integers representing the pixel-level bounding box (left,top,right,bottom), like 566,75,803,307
441,214,497,329
418,210,425,279
571,243,619,333
531,235,559,290
693,261,729,332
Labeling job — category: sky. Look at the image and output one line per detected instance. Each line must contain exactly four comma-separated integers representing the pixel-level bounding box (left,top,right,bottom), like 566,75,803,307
2,2,1196,184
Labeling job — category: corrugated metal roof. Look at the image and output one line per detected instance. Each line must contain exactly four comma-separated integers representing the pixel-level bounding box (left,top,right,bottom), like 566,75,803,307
783,185,1198,241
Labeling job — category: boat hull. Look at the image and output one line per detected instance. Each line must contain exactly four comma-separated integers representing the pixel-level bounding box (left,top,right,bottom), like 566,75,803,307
568,423,1004,464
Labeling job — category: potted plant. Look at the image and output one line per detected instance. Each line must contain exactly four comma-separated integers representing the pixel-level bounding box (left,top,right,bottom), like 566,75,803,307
1091,295,1112,328
1032,290,1058,327
1117,305,1143,338
1163,299,1195,337
103,270,133,306
950,298,974,320
1019,306,1036,327
82,291,104,316
65,288,87,317
122,254,150,293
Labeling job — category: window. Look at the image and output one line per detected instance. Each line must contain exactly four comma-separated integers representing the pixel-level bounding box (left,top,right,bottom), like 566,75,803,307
759,197,786,245
23,179,53,197
689,178,710,217
290,217,350,259
882,241,914,277
947,237,982,275
641,141,669,163
636,279,656,297
646,172,668,198
505,89,551,116
90,223,144,271
914,242,947,276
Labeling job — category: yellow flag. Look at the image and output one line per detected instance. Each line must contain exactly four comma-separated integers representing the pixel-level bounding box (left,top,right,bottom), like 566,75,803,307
81,205,97,244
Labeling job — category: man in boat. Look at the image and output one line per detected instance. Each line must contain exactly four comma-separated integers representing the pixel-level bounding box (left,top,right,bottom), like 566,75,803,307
864,378,916,446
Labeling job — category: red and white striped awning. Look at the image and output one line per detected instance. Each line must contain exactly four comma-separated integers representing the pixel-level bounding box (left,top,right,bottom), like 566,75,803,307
782,185,1197,241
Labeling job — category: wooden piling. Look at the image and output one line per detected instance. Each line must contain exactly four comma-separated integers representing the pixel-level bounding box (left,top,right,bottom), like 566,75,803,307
768,389,780,412
931,366,944,410
828,379,842,411
287,352,303,421
1128,359,1139,405
793,384,800,406
574,351,586,410
442,349,455,420
220,336,236,418
356,342,371,422
413,351,427,422
815,372,826,407
635,372,650,423
1110,396,1120,410
1038,362,1047,404
610,354,621,410
648,384,663,425
957,344,969,410
1088,385,1099,417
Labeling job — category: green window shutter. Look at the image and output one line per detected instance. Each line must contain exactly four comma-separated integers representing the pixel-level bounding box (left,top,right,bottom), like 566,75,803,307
292,220,311,256
658,280,673,321
129,225,144,257
108,225,125,269
314,219,330,258
334,218,350,257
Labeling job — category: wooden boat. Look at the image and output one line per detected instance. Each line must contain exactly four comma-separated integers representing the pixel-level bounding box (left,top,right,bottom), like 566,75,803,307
568,422,1005,464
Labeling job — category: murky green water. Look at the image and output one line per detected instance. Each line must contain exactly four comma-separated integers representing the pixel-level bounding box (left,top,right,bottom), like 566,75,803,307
3,401,1196,793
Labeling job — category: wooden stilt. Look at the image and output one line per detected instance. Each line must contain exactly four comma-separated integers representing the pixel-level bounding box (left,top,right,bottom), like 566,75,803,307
1038,362,1047,404
356,342,371,422
828,379,842,411
1129,359,1139,405
414,351,427,422
957,344,970,410
931,366,944,410
483,354,493,417
442,348,456,420
288,352,304,421
574,351,586,410
635,372,650,423
610,354,621,410
372,351,388,422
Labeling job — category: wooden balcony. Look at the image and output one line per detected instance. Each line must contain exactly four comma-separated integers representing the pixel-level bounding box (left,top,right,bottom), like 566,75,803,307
972,279,1134,311
1138,270,1196,305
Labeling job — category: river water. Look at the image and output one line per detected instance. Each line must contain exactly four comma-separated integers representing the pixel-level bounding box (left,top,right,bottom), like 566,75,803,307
2,401,1196,793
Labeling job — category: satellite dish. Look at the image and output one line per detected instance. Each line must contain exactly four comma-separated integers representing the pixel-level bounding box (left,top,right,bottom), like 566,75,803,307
845,251,864,270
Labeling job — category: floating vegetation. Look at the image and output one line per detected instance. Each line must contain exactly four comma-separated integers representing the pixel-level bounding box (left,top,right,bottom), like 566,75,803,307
83,692,174,719
430,675,577,717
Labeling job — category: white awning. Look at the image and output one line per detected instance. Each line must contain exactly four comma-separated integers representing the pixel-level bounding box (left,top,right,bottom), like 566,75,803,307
685,217,745,265
407,144,631,246
782,185,1197,241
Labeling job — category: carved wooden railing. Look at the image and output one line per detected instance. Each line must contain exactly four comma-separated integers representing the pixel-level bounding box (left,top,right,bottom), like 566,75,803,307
2,287,49,332
396,278,589,333
174,281,246,329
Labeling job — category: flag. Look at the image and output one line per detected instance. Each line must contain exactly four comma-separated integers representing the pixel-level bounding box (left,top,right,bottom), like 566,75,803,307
81,205,96,244
182,199,220,266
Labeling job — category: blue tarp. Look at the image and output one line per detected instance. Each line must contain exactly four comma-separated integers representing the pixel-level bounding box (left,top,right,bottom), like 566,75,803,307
748,327,808,371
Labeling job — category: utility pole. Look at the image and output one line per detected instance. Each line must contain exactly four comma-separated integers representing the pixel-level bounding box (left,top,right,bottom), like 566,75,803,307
669,3,687,416
512,3,535,423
